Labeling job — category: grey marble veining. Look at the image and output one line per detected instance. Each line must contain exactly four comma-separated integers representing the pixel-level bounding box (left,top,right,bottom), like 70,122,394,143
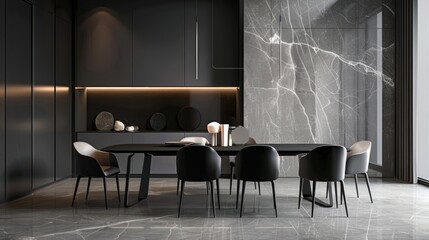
243,0,395,177
1,178,429,239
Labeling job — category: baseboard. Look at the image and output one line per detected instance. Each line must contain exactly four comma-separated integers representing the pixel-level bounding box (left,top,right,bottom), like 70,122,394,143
417,177,429,187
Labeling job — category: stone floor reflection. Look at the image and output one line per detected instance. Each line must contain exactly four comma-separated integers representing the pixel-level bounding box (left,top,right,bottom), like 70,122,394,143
1,178,429,239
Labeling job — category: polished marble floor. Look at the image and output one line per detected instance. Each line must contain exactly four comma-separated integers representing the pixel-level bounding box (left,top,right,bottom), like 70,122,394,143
0,177,429,239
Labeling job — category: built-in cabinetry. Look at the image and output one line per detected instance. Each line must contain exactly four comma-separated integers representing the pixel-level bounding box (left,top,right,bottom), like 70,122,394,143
0,0,73,203
74,0,242,175
76,0,241,87
185,0,240,86
0,0,6,203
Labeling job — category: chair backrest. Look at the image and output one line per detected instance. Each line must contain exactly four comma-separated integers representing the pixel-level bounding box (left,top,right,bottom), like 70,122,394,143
346,141,372,174
176,145,221,181
299,145,347,181
180,137,209,145
73,141,118,177
235,145,280,181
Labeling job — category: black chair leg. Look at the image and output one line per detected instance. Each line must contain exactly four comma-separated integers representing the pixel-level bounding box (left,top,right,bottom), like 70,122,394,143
334,181,338,208
326,182,329,198
354,174,359,198
206,182,209,195
176,179,180,196
236,179,240,209
311,181,317,218
258,182,261,195
254,182,257,189
103,177,108,209
229,165,234,195
363,173,373,203
298,177,303,209
271,181,277,218
85,177,91,200
210,181,216,218
115,174,121,202
340,180,349,217
216,179,221,209
340,182,343,205
71,176,81,206
178,180,185,218
240,181,246,218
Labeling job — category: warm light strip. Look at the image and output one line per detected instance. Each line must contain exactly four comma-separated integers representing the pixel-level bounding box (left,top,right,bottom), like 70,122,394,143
77,86,239,91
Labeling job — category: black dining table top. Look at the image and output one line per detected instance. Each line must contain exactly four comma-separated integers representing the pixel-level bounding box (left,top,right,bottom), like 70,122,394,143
102,143,332,156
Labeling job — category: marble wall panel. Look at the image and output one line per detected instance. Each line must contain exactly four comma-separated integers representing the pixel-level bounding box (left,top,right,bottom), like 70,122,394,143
244,0,395,177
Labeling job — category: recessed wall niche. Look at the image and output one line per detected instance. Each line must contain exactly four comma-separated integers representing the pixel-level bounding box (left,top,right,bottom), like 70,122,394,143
75,87,240,132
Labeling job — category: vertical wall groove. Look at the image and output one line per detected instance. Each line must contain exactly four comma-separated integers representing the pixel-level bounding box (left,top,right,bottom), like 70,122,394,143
395,0,414,183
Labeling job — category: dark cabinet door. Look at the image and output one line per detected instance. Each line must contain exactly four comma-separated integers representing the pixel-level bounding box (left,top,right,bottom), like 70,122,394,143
0,0,5,203
5,0,32,200
133,0,185,86
33,5,55,189
185,0,240,87
55,17,73,180
76,0,133,86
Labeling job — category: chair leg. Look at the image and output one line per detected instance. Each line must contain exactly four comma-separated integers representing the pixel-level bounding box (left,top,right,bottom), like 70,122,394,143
334,181,338,208
178,180,185,218
210,181,216,218
229,165,234,195
216,179,221,209
340,180,349,217
311,181,317,218
298,177,303,209
254,181,257,189
258,182,261,195
85,177,91,200
236,179,240,209
340,182,343,205
71,176,81,206
326,182,329,198
206,182,209,195
103,177,108,209
363,173,374,203
240,181,247,218
354,174,359,198
271,181,277,218
115,174,121,202
176,179,180,196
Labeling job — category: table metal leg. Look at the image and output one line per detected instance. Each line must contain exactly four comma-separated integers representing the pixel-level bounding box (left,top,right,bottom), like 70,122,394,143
302,179,333,208
138,153,152,200
124,153,153,208
124,153,135,208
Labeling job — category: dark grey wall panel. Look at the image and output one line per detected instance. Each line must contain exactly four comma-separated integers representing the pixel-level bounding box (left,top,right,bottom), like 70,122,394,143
133,0,185,86
0,0,6,203
133,133,184,174
76,0,132,86
55,0,72,23
34,0,54,13
76,133,133,175
55,17,72,180
33,5,55,189
5,0,32,200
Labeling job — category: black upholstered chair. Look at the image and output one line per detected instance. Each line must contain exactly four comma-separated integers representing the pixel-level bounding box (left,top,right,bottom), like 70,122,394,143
344,141,373,203
176,145,221,218
298,145,348,217
72,142,121,209
229,137,260,195
235,145,280,217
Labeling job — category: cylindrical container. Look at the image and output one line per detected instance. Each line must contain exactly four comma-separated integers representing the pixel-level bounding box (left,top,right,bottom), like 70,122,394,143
220,124,229,147
211,133,217,146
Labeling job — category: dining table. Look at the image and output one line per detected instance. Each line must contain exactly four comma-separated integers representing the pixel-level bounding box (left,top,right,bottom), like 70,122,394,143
102,143,335,208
